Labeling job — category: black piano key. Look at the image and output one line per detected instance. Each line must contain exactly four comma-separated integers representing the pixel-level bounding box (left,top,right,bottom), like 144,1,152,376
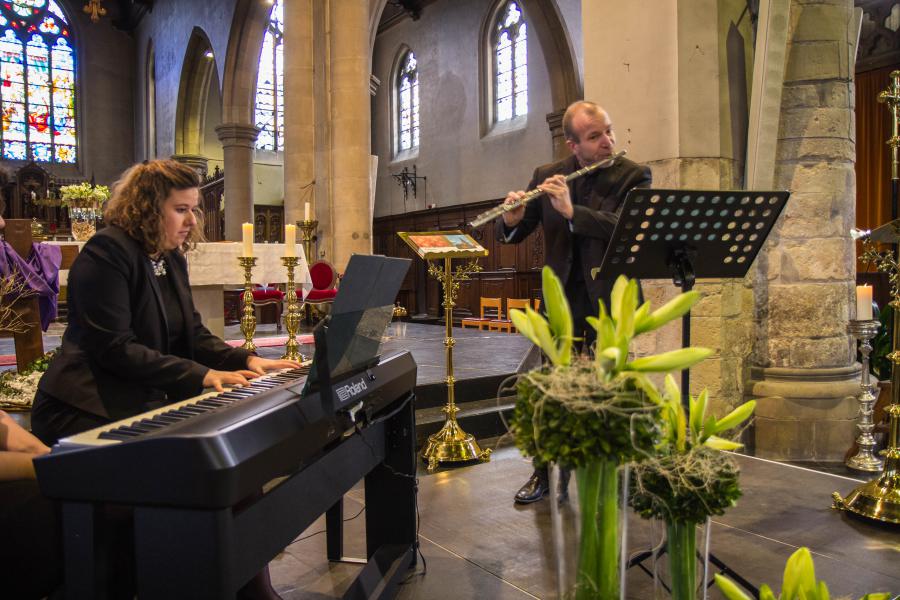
196,399,226,409
98,430,140,441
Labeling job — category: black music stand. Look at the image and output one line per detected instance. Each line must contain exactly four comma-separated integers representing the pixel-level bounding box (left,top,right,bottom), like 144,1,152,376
593,188,789,405
593,188,789,597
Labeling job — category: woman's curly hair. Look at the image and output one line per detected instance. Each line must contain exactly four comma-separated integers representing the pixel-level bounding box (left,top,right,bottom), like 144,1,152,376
104,160,205,254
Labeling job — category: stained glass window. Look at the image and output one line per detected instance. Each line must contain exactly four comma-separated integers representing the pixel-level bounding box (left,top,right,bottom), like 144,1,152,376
0,0,76,163
493,1,527,123
255,0,283,151
397,50,418,152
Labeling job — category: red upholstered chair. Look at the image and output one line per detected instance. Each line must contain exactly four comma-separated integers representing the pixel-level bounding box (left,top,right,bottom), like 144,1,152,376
297,260,339,318
252,284,285,333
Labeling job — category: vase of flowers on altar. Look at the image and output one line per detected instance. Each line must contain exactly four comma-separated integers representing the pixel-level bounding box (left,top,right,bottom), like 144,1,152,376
59,182,109,241
508,267,711,600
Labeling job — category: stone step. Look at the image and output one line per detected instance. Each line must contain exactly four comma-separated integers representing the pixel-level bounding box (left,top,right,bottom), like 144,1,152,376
414,395,516,449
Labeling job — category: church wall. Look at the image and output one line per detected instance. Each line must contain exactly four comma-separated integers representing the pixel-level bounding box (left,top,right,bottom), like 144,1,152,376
371,0,557,217
0,1,136,187
133,0,238,160
134,0,284,208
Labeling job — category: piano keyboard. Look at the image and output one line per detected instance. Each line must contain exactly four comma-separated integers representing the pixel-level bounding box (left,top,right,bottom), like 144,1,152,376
61,364,311,447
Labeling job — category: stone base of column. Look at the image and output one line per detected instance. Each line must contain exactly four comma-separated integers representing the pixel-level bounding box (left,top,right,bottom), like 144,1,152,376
747,364,861,462
171,153,209,176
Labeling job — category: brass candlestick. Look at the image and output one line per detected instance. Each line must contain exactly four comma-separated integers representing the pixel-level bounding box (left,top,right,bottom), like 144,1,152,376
297,219,318,323
281,255,306,362
297,219,318,264
421,257,492,472
238,256,257,352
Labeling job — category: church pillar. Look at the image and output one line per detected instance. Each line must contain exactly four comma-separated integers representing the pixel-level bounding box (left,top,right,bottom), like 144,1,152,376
215,123,259,241
747,0,860,461
582,0,751,418
170,153,209,177
283,0,315,234
326,0,373,267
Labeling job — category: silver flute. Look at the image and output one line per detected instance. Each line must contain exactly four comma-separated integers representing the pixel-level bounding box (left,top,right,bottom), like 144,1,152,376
468,149,627,228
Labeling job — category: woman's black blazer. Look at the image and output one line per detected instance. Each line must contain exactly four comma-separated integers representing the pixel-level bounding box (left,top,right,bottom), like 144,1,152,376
38,225,252,420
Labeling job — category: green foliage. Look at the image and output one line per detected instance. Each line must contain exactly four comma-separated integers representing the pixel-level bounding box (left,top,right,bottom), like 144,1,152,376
510,267,573,366
630,446,742,524
631,375,754,524
869,303,892,381
59,182,110,209
23,348,57,374
715,547,893,600
511,361,659,468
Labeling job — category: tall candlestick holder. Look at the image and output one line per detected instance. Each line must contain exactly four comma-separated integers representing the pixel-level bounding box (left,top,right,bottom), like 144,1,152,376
297,219,318,323
847,319,884,472
238,256,257,352
297,219,318,265
281,256,306,362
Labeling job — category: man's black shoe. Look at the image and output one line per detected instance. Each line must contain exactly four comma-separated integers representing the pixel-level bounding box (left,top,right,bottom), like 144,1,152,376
514,472,549,504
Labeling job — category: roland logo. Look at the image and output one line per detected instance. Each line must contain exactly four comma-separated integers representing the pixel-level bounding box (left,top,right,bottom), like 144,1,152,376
336,377,368,403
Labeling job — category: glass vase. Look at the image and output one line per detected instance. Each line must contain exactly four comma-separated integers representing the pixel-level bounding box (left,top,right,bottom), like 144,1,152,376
550,461,631,600
69,206,98,241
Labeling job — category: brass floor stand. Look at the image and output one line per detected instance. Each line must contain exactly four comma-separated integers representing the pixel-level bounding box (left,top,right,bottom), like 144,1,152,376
238,256,257,352
421,257,492,472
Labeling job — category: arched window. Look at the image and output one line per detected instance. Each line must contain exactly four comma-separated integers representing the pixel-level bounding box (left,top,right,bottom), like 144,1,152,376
255,0,283,151
396,49,418,152
492,1,527,123
0,0,76,163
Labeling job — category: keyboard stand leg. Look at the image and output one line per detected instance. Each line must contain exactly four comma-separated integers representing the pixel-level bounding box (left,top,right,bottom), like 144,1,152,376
326,498,344,561
364,393,417,561
61,502,117,600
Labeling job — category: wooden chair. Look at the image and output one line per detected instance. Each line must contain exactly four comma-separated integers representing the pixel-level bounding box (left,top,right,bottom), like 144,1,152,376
533,297,541,312
460,297,501,330
488,298,531,333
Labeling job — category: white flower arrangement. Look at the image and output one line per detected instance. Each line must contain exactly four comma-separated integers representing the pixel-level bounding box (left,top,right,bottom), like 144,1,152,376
0,370,42,410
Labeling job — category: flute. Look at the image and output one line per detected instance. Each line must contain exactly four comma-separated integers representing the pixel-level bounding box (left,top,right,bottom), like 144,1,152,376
468,149,627,228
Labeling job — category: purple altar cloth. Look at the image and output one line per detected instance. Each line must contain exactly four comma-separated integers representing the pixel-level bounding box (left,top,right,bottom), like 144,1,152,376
0,241,62,331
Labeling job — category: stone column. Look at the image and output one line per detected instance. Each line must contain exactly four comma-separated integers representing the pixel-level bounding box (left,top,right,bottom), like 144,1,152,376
327,0,372,267
215,123,259,241
546,109,567,160
170,153,209,177
283,0,315,230
748,0,860,461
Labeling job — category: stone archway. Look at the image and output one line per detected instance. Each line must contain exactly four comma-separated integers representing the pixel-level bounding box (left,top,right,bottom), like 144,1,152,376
215,0,272,240
174,27,218,173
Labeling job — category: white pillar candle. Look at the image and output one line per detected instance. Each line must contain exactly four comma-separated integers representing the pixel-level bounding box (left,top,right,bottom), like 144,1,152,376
242,222,254,258
284,224,296,257
304,202,311,221
856,285,873,320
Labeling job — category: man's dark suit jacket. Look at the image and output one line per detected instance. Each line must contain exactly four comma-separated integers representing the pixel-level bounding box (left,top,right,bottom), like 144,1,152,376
501,154,651,309
38,225,252,420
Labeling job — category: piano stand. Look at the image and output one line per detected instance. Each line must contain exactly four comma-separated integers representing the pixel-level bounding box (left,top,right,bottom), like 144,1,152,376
60,392,418,600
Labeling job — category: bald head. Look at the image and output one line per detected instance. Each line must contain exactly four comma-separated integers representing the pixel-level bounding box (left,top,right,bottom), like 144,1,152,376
562,101,616,167
563,101,609,143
